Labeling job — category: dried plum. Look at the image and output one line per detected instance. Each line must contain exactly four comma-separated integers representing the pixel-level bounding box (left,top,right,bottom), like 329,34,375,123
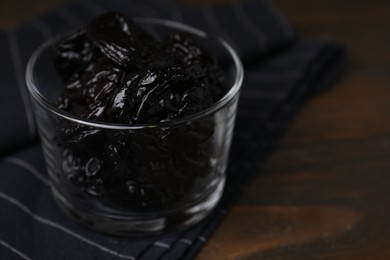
57,61,124,121
53,29,99,82
87,12,159,69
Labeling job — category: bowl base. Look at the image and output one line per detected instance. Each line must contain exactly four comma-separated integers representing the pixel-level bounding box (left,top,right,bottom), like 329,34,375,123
51,178,225,237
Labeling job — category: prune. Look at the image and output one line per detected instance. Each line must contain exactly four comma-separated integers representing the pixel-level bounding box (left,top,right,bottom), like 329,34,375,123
162,32,225,101
53,29,99,82
87,12,159,69
53,12,225,210
57,61,124,121
106,67,213,124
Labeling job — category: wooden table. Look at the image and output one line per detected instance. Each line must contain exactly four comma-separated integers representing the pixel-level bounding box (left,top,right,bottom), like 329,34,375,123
2,0,390,259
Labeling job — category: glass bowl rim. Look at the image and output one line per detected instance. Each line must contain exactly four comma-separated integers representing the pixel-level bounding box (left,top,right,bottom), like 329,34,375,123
25,17,244,130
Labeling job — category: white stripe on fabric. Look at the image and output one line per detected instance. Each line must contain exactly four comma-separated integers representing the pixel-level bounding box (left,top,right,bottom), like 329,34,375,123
201,6,241,55
232,2,267,50
6,30,36,138
179,239,192,245
0,238,31,260
0,192,135,260
154,241,170,249
198,236,207,243
4,157,51,186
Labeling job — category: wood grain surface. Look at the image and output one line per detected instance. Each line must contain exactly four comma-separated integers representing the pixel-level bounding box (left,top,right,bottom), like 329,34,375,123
1,0,390,259
199,1,390,259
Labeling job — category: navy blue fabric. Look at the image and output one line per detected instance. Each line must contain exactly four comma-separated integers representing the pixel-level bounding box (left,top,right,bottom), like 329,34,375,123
0,0,346,259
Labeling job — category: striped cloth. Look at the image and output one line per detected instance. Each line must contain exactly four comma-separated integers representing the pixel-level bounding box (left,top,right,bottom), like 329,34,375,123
0,0,346,259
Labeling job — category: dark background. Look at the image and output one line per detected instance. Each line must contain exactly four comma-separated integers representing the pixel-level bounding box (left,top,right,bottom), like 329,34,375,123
1,0,390,259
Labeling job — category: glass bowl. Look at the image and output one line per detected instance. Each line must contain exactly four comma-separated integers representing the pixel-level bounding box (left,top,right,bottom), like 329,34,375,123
26,17,243,236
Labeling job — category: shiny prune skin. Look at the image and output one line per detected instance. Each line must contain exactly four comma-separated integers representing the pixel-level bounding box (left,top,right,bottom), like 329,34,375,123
57,60,124,121
53,29,99,82
87,12,159,69
163,32,225,101
106,67,215,124
53,12,225,210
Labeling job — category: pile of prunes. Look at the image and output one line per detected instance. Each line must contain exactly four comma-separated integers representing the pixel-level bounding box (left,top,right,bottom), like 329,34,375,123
52,12,225,210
